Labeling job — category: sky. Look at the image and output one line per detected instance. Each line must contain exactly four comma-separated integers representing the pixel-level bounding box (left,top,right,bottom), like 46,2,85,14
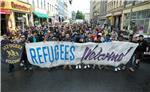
70,0,91,13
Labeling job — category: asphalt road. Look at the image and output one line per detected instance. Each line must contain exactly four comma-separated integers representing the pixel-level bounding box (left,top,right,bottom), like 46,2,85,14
1,62,150,92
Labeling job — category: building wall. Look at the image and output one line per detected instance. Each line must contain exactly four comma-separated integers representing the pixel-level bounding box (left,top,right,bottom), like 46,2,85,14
84,13,90,23
0,0,31,32
122,1,150,34
90,0,101,25
64,0,69,19
58,0,65,22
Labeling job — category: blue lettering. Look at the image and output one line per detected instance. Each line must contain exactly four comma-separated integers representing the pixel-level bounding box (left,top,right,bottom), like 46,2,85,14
47,46,54,63
29,48,38,64
54,45,59,61
60,44,64,60
65,45,69,60
42,46,48,63
70,46,75,61
36,47,43,64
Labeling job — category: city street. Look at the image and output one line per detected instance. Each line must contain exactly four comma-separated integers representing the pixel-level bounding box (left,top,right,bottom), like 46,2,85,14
1,0,150,92
1,61,150,92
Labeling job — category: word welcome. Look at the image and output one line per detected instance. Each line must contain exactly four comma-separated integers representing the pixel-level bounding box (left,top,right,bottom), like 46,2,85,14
81,46,133,62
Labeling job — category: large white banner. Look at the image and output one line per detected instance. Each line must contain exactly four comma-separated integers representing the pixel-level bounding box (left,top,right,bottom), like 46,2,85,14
25,41,138,68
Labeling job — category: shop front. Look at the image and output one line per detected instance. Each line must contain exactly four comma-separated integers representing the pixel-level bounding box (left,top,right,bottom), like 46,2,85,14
0,0,12,35
32,8,48,27
11,1,31,32
123,9,150,34
113,12,122,31
0,0,31,34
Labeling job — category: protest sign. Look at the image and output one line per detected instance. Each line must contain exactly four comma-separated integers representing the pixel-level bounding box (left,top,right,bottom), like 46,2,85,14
25,41,138,68
1,43,23,64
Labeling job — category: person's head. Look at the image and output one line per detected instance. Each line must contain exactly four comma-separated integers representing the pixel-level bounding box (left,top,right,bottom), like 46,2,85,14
61,31,65,37
65,34,70,38
97,33,102,38
21,35,26,41
79,38,84,43
139,35,144,41
129,34,133,41
3,35,7,39
106,34,111,39
132,34,139,42
32,31,37,36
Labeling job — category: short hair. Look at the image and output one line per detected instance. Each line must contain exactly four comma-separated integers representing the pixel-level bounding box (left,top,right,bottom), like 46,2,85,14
139,35,144,37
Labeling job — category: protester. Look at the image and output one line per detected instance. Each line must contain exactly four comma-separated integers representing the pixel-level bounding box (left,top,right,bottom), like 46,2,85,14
136,35,149,68
20,35,32,71
2,21,146,73
63,33,73,70
28,31,39,42
111,30,118,41
1,35,15,73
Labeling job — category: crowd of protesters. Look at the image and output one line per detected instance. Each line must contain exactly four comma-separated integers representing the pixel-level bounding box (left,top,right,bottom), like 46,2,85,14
1,22,149,73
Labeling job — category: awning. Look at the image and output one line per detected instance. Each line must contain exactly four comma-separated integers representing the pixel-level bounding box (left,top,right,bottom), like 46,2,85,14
114,12,122,16
106,13,112,17
0,9,12,14
33,11,48,18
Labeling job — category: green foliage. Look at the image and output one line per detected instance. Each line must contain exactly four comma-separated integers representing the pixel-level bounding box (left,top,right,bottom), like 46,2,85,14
76,10,85,19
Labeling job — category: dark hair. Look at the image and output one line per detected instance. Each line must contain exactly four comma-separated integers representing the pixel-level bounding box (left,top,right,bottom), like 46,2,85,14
139,35,144,37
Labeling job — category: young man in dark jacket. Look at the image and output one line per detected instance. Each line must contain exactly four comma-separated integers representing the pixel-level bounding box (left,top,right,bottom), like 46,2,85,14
1,35,15,73
20,35,32,71
136,35,149,68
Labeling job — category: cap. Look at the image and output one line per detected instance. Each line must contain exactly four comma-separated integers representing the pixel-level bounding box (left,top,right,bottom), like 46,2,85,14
98,33,102,36
133,34,140,38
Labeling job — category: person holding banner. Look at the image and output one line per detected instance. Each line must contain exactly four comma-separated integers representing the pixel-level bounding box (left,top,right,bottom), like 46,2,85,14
136,35,149,68
63,33,72,70
1,35,15,73
20,35,32,71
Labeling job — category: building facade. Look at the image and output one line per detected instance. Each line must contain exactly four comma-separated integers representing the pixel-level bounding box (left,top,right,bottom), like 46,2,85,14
84,13,90,23
106,0,125,31
20,0,70,26
58,0,65,22
99,0,107,25
90,0,107,25
106,0,150,34
90,0,101,24
0,0,31,34
122,0,150,34
64,0,69,20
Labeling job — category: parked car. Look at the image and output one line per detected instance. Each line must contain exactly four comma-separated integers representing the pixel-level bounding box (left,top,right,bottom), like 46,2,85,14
142,35,150,61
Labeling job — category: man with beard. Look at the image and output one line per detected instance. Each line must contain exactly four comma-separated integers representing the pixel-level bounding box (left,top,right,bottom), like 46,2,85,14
136,35,149,68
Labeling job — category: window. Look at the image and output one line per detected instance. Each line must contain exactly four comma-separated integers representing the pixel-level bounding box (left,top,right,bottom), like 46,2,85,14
32,0,35,7
120,0,122,6
41,0,43,9
144,19,149,33
132,12,137,19
44,0,46,9
37,0,39,8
